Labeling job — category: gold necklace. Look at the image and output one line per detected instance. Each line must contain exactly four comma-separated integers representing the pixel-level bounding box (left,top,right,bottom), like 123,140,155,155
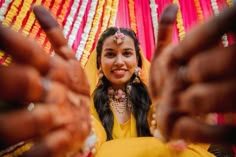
107,86,131,114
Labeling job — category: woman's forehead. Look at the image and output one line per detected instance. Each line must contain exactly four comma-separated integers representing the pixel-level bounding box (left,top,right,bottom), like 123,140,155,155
102,35,135,49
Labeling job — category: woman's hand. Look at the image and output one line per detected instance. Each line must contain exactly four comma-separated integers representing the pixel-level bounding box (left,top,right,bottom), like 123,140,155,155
0,6,91,157
149,4,236,144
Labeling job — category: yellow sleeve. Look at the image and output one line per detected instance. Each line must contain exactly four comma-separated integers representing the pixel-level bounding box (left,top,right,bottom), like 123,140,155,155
92,115,107,152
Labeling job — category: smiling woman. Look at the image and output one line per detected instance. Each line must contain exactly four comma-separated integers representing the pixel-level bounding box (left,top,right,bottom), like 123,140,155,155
86,26,215,157
93,27,151,140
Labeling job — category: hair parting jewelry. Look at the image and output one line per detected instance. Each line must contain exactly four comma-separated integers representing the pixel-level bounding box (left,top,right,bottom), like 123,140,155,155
113,28,125,45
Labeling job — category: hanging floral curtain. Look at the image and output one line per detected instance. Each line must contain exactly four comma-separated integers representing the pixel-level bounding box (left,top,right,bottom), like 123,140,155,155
0,0,233,64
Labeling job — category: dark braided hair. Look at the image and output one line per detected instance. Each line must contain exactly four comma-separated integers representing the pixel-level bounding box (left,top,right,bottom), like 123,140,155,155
93,27,151,140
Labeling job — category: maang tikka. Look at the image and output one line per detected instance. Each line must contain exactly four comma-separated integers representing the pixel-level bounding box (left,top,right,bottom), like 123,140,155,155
113,28,125,44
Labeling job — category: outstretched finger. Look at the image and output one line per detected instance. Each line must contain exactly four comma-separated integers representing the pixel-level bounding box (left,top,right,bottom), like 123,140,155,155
0,65,45,102
178,78,236,114
149,4,178,100
153,4,178,59
183,45,236,83
172,116,236,144
173,5,236,62
0,104,68,150
33,5,75,60
0,24,50,75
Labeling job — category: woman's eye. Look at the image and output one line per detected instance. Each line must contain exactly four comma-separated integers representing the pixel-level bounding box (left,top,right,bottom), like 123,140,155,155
105,52,115,57
123,51,132,56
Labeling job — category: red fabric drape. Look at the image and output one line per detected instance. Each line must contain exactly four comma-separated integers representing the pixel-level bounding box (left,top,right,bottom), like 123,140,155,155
134,0,155,61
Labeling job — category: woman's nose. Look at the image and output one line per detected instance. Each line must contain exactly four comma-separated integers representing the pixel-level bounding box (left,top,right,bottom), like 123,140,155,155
114,55,124,65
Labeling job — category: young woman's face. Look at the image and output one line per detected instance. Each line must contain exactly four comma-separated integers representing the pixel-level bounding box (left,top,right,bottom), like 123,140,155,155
100,35,138,89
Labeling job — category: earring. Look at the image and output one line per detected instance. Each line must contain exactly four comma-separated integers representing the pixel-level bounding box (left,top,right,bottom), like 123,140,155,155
132,67,141,83
97,67,104,86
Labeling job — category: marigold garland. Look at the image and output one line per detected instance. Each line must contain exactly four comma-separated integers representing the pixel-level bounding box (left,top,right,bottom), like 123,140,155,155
23,0,43,36
67,0,88,47
80,0,105,67
2,0,22,27
193,0,204,23
63,0,81,39
81,0,114,67
43,0,66,53
0,0,13,22
173,0,185,41
57,0,70,25
108,0,118,27
100,0,112,32
128,0,137,33
37,0,59,53
12,0,32,32
29,0,51,40
75,0,98,61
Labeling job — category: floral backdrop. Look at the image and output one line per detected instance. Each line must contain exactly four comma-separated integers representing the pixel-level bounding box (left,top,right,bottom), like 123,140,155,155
0,0,234,67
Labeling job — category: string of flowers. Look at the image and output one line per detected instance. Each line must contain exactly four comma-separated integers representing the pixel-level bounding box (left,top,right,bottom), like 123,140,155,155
2,0,22,27
100,0,112,32
75,0,98,61
173,0,185,41
210,0,228,47
149,0,158,44
0,0,13,65
51,0,62,19
12,0,31,32
67,0,88,47
128,0,137,34
108,0,118,27
0,0,13,22
23,0,43,36
0,0,21,65
193,0,204,23
81,0,109,67
29,0,52,40
43,0,69,53
43,0,65,53
63,0,81,39
37,0,59,52
57,0,70,25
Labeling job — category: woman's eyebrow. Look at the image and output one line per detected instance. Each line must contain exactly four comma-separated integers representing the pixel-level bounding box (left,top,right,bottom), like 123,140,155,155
124,48,134,51
104,48,114,51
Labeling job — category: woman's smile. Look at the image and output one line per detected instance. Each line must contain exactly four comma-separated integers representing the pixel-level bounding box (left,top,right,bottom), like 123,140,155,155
112,69,127,78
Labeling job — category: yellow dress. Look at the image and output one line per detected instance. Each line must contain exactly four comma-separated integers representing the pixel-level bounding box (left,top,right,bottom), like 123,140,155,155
91,109,215,157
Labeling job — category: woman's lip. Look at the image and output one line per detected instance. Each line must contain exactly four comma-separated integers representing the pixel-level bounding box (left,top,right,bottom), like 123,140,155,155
112,69,126,77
